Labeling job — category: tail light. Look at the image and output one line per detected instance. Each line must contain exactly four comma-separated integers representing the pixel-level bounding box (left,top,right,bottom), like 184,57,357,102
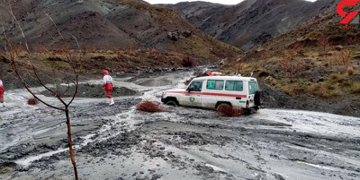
246,100,250,108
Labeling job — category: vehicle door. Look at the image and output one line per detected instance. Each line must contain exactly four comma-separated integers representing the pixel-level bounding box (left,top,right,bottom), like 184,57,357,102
202,79,225,109
181,81,203,107
225,80,246,108
248,80,259,107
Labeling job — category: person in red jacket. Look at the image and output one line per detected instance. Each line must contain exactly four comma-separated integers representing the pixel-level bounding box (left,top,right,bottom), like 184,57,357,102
102,70,114,105
0,80,5,107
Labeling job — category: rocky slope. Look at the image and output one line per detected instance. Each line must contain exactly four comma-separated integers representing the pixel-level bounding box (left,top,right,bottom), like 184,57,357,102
0,0,240,60
256,0,357,52
163,0,336,50
222,1,360,115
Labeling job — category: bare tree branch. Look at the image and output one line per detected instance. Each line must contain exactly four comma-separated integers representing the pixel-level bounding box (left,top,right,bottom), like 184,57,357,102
11,62,65,111
41,9,64,40
1,2,80,179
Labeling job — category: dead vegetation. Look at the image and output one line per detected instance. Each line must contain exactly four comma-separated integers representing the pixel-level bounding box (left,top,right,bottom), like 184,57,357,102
317,38,330,59
331,50,352,67
183,71,210,85
27,98,39,105
308,82,340,98
280,51,306,76
225,41,359,98
136,101,164,113
349,82,360,94
217,105,242,117
181,56,195,67
184,77,195,86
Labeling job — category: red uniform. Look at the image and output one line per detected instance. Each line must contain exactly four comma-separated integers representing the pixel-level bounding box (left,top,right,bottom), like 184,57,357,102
102,70,113,99
105,86,113,99
0,80,4,103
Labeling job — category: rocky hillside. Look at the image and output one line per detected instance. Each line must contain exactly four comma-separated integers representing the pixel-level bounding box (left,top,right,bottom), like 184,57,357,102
163,0,336,50
256,0,356,52
222,3,360,116
0,0,240,60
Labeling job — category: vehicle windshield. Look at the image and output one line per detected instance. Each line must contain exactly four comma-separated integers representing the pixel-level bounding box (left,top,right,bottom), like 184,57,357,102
248,81,258,95
188,81,203,92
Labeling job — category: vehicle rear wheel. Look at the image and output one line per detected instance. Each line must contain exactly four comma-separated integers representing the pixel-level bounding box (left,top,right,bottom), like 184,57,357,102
165,100,178,107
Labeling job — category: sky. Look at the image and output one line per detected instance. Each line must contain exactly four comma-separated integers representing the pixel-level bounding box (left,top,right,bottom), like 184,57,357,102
144,0,317,5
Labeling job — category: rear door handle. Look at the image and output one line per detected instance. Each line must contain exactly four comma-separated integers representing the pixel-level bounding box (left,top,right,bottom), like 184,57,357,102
236,97,242,100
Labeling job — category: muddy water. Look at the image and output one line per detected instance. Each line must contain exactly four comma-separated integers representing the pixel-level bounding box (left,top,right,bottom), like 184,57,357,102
0,70,360,180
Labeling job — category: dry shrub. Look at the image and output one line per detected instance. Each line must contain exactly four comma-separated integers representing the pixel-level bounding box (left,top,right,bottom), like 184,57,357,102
259,50,271,59
280,85,296,95
184,77,195,85
350,82,360,93
182,57,195,67
149,48,158,55
235,62,243,75
280,51,306,76
291,42,305,55
137,101,164,113
82,45,97,53
308,83,340,98
184,72,210,85
332,50,352,67
329,73,346,83
28,98,39,105
9,45,25,56
317,38,330,58
347,68,354,76
33,44,48,53
330,50,352,73
217,106,242,117
346,36,356,45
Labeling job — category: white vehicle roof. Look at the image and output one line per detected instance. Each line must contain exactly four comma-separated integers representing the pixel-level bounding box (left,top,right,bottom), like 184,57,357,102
193,76,257,81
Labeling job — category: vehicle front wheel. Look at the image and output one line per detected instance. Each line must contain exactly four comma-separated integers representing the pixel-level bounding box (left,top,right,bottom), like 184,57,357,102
165,100,178,107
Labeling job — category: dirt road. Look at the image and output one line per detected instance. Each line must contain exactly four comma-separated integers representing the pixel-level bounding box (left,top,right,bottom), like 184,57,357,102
0,70,359,180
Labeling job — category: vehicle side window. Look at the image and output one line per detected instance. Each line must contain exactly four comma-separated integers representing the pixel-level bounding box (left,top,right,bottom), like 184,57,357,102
226,81,243,91
248,81,259,95
207,80,224,90
188,81,203,92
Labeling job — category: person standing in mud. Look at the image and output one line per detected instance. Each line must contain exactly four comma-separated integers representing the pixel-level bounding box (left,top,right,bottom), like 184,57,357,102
0,80,5,107
102,70,114,106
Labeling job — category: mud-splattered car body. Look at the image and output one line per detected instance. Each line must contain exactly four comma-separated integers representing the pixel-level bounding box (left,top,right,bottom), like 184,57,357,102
162,76,261,112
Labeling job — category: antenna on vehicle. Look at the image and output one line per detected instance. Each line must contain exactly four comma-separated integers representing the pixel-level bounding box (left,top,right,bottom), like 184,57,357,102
250,72,254,77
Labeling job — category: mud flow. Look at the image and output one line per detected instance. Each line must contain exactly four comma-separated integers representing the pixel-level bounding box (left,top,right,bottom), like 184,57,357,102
0,69,360,180
41,84,140,98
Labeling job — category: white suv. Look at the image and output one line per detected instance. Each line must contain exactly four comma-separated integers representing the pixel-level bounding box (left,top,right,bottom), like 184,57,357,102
161,76,262,113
